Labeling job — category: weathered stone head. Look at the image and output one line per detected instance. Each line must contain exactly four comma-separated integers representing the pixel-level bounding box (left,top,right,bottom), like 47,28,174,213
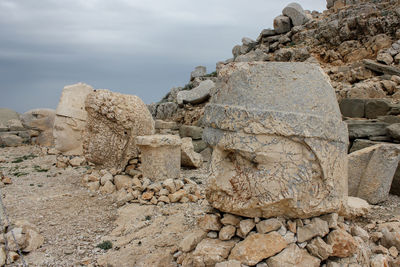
203,62,349,219
21,109,55,146
83,89,155,172
54,83,94,155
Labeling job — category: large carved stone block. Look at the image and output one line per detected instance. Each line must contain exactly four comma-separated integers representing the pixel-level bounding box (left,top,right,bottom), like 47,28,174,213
54,83,94,155
83,89,155,172
136,135,181,181
203,62,349,219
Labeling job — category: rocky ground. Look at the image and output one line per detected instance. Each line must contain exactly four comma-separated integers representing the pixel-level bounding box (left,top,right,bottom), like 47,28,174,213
1,145,400,266
0,145,116,266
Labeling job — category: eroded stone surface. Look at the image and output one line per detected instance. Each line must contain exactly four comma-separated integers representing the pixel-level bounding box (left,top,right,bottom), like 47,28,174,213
54,83,94,155
203,62,348,219
136,135,181,180
83,89,155,171
21,109,55,146
348,144,400,204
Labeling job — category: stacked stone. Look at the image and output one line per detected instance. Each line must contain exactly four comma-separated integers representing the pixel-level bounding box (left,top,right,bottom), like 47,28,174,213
55,155,86,168
0,108,31,147
176,208,400,266
0,220,44,265
81,170,204,207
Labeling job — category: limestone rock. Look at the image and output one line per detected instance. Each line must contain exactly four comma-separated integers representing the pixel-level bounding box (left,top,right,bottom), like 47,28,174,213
365,99,391,119
237,219,255,238
273,15,292,34
192,238,236,266
381,228,400,250
364,59,400,76
155,102,178,120
297,218,329,243
377,52,394,65
229,232,287,266
345,120,388,139
203,62,348,219
7,119,24,131
0,247,5,266
306,237,333,260
69,156,85,167
266,243,320,267
339,98,365,118
190,66,206,81
136,135,181,181
54,83,94,155
340,196,370,218
114,175,133,191
177,80,214,105
221,214,241,226
215,260,241,267
84,89,155,171
179,229,207,252
198,214,222,231
21,109,55,146
371,254,389,267
179,125,203,140
282,3,310,26
219,225,236,241
388,123,400,141
100,180,116,194
181,137,202,168
256,218,282,234
0,134,23,147
23,229,44,252
154,120,178,130
0,108,19,126
348,144,400,204
326,229,358,258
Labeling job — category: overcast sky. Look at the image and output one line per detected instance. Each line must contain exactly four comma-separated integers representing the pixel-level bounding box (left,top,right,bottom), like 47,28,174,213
0,0,326,113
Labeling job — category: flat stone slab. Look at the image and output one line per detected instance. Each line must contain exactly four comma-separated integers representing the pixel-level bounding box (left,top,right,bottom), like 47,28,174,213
363,59,400,76
177,80,215,105
345,119,389,139
348,144,400,204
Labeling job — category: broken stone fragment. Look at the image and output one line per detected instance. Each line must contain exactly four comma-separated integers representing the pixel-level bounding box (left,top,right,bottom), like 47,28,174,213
181,137,203,168
297,218,329,243
348,144,400,204
326,229,358,258
267,243,320,267
192,238,236,266
229,232,287,266
179,229,207,252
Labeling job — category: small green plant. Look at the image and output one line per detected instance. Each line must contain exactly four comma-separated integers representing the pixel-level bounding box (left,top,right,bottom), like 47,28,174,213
12,153,37,163
33,165,49,172
13,172,28,177
145,215,152,221
182,83,194,91
204,71,217,77
37,184,43,187
97,241,112,250
29,184,34,186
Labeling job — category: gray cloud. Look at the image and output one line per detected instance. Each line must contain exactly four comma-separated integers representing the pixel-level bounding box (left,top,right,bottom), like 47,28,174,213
0,0,326,113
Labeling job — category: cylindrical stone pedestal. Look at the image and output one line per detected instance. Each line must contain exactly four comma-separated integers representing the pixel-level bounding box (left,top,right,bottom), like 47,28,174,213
136,135,181,181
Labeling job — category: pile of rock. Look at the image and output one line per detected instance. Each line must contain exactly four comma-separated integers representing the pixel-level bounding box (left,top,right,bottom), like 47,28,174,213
0,220,44,265
0,108,30,147
0,172,12,187
81,169,204,207
55,155,86,168
175,209,400,267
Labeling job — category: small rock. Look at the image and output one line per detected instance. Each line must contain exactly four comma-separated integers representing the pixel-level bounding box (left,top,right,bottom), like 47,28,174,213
381,228,400,250
0,247,5,266
351,226,369,242
306,237,333,260
297,218,329,243
141,191,154,200
23,229,44,252
389,246,398,258
377,52,394,65
237,219,255,238
340,197,370,218
100,180,116,194
207,231,218,239
267,243,320,267
256,218,282,234
287,220,296,233
179,229,207,252
100,172,113,186
181,137,203,168
370,254,389,267
320,213,339,229
229,232,288,266
158,195,170,203
326,229,358,258
193,238,236,266
168,189,186,203
215,260,241,267
221,214,241,226
219,225,236,241
163,178,176,194
282,2,309,26
273,15,291,34
69,156,85,167
114,175,133,191
198,214,222,232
